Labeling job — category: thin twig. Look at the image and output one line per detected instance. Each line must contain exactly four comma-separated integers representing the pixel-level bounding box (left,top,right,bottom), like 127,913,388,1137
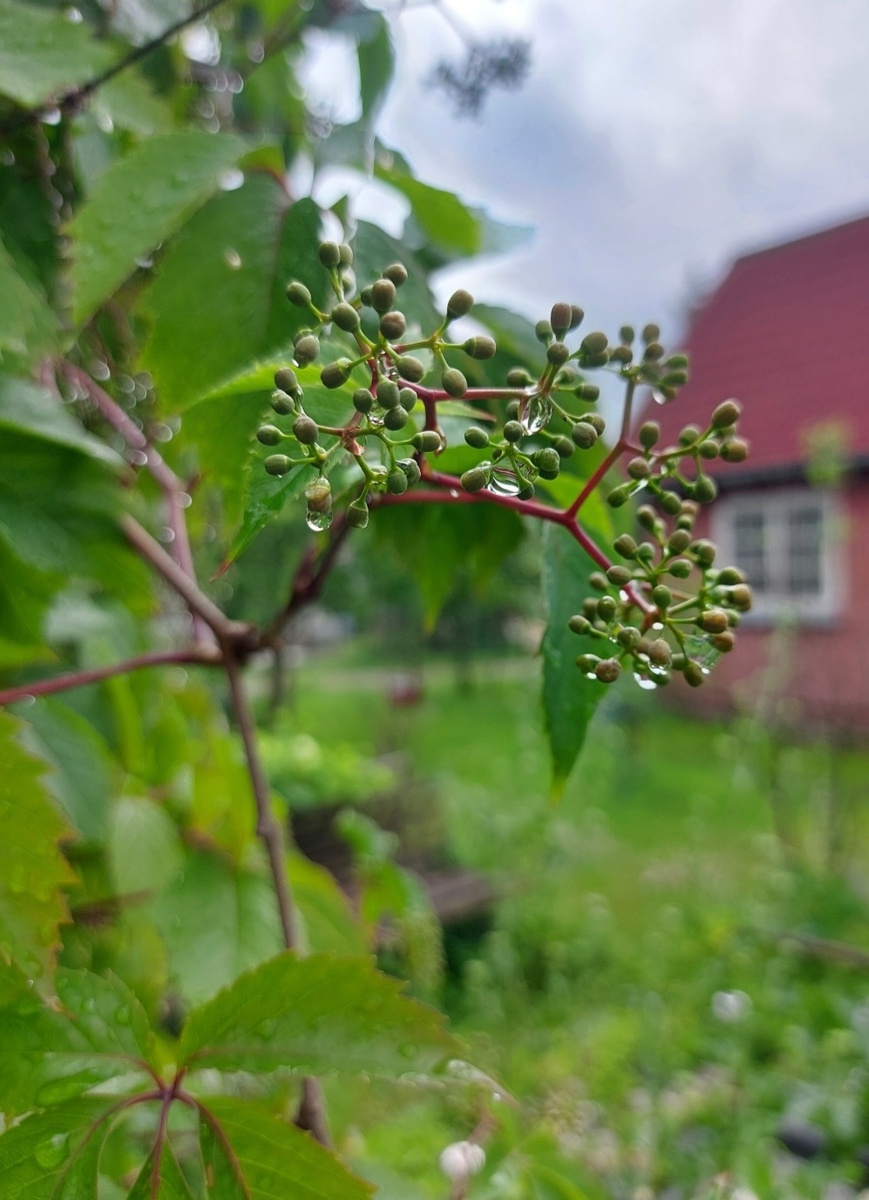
0,647,220,708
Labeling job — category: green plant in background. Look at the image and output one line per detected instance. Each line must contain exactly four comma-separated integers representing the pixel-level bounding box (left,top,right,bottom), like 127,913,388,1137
0,1,788,1196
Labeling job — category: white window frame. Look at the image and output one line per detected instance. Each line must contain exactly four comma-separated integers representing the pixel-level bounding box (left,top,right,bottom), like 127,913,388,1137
711,487,844,624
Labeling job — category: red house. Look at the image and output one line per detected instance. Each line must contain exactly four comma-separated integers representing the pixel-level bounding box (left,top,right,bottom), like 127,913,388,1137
646,213,869,731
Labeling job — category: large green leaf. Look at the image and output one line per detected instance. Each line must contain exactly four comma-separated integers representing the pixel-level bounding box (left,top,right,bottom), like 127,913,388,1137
109,794,185,896
0,236,56,368
140,182,324,410
179,951,460,1077
201,1098,372,1200
0,1098,111,1200
287,852,368,957
127,1144,195,1200
0,376,120,465
375,167,481,258
0,966,155,1114
67,130,247,324
0,713,76,993
358,12,395,131
0,1,113,107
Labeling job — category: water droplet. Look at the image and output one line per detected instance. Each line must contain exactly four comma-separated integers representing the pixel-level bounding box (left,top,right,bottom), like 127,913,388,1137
219,168,245,192
178,492,193,508
521,393,552,434
128,449,148,467
66,7,84,22
487,468,521,497
683,635,720,672
224,248,242,269
114,1006,131,1025
0,148,16,166
305,508,333,532
83,997,96,1014
651,388,670,406
135,255,154,270
42,108,62,126
399,1043,417,1059
633,672,657,691
159,526,175,544
95,112,114,134
35,1133,69,1169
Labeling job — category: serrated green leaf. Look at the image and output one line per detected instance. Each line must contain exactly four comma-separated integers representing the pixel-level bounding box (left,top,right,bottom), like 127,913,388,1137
179,951,460,1077
201,1098,373,1200
0,1,113,107
287,852,368,957
127,1143,195,1200
0,1098,111,1200
140,182,323,410
0,966,155,1114
0,712,76,992
151,850,282,1006
0,376,120,465
68,130,247,324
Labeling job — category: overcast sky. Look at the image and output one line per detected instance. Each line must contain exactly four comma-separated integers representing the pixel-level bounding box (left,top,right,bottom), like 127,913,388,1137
302,0,869,347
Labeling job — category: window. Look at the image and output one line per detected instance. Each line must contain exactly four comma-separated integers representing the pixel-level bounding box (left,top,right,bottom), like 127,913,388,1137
712,489,843,622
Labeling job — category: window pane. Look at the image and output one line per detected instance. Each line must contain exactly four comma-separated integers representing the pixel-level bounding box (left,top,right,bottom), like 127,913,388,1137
788,505,822,594
733,511,767,591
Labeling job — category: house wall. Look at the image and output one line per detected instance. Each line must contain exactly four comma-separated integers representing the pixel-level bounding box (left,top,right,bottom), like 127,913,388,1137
662,478,869,735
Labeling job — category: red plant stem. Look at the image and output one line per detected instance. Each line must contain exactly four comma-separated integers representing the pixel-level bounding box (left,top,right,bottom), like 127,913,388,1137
0,647,220,708
565,440,626,519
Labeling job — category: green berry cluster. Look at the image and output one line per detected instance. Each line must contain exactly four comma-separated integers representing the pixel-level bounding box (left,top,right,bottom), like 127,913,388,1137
568,500,753,687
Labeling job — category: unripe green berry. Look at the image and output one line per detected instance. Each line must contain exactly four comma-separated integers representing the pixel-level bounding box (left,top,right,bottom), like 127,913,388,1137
461,466,490,493
447,288,474,319
642,323,661,343
318,241,341,268
571,421,598,449
730,584,752,610
507,368,531,388
595,658,621,683
597,596,617,620
371,278,397,313
711,398,741,428
661,369,688,387
305,476,332,513
668,558,692,579
635,541,656,562
338,242,353,265
678,424,701,445
505,399,521,419
666,353,689,369
609,345,633,364
387,467,409,494
614,534,638,559
552,435,575,459
346,499,370,529
619,325,635,345
503,420,524,443
683,660,705,687
257,425,284,446
442,368,468,397
589,572,608,591
580,331,608,357
294,334,320,365
517,481,536,500
639,421,660,450
360,286,373,307
582,599,599,619
660,491,682,515
643,342,665,361
535,319,553,344
413,430,442,452
399,387,418,412
627,457,651,480
647,638,671,667
568,614,592,635
292,415,319,444
693,475,718,503
712,630,736,652
353,387,374,413
396,354,425,383
699,440,720,459
652,584,672,609
584,412,606,434
331,302,360,331
636,505,657,530
384,405,409,430
534,447,561,473
463,335,496,360
618,626,641,649
376,379,401,409
271,389,295,415
717,566,745,585
699,608,729,633
320,358,352,389
264,454,292,476
547,341,570,366
286,281,312,307
575,383,601,402
380,310,407,339
464,426,490,449
569,305,584,329
576,653,599,672
383,262,408,287
720,438,749,463
274,367,300,394
398,458,421,486
607,565,632,586
667,529,691,553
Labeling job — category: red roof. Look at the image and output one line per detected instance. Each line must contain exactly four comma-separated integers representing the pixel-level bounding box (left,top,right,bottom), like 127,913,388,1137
644,212,869,477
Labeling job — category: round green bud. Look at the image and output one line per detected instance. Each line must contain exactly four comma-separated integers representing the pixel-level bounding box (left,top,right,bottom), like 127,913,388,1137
582,599,599,619
442,368,468,397
318,241,341,268
652,584,672,609
595,658,621,683
647,638,671,667
712,630,735,652
538,465,560,481
618,626,642,649
294,334,320,365
699,608,729,633
370,278,397,314
693,475,718,503
575,383,601,402
576,653,599,673
607,565,632,586
584,412,607,434
569,305,585,330
346,500,370,529
643,341,665,361
642,323,661,343
535,319,553,344
305,476,332,512
505,399,521,419
639,421,660,450
503,420,525,443
286,281,312,307
380,310,407,340
320,358,352,389
717,566,745,585
555,366,578,387
699,440,720,459
597,596,617,621
257,424,284,446
271,389,295,415
614,534,638,559
730,584,752,611
387,467,409,494
571,421,599,449
292,415,319,444
683,660,705,688
627,457,651,480
668,557,692,579
447,288,474,319
360,285,373,307
383,262,408,287
274,367,300,394
353,387,374,413
507,368,531,388
720,438,749,463
463,335,497,360
667,529,692,553
517,481,536,500
338,242,353,265
547,341,570,366
413,430,442,452
331,302,360,332
464,426,490,449
636,505,657,530
580,331,609,357
609,345,633,364
396,354,425,382
589,572,609,591
534,447,561,473
264,454,292,476
461,465,490,493
655,384,677,402
661,369,688,387
635,541,656,562
384,405,409,431
660,491,682,515
550,302,573,337
666,353,689,368
398,458,422,486
678,424,701,445
619,325,635,345
376,378,401,409
711,399,741,429
568,614,592,635
552,435,575,459
399,387,418,412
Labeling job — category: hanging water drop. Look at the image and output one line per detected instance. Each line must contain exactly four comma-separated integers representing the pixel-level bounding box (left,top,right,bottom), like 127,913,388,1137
521,393,552,434
488,467,522,496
